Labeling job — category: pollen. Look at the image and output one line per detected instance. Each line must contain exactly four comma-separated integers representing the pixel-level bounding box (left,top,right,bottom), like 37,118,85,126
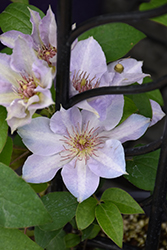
23,85,27,90
60,122,105,164
72,71,100,93
38,44,57,66
16,75,39,101
80,78,86,87
79,137,86,145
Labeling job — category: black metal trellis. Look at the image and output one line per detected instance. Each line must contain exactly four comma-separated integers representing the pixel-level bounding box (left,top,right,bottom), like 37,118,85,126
55,1,167,249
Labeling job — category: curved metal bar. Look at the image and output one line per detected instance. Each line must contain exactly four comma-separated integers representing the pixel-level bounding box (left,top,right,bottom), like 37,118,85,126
125,138,163,157
87,236,141,250
145,113,167,249
63,75,167,108
68,4,167,45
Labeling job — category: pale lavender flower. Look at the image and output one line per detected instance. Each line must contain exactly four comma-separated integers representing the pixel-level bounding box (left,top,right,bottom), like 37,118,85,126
104,58,165,125
105,58,150,86
0,6,57,75
18,106,150,202
70,37,124,130
0,36,54,133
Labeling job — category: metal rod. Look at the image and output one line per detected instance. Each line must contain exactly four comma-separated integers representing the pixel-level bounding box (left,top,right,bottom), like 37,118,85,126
145,114,167,249
125,138,162,157
63,75,167,108
55,0,72,110
68,4,167,45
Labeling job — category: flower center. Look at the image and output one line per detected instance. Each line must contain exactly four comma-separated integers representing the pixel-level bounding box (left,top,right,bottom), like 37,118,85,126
38,44,57,66
60,122,104,163
72,71,100,93
17,75,38,100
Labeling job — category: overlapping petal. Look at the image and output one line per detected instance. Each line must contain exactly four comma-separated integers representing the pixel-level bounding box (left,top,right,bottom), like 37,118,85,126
18,105,152,202
106,114,150,143
62,158,99,202
18,117,64,156
22,154,63,183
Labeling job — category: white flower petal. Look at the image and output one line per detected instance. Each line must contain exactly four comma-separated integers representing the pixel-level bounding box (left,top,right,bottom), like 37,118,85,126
62,158,99,202
22,154,63,183
150,99,165,126
89,139,126,178
106,114,150,143
18,117,64,155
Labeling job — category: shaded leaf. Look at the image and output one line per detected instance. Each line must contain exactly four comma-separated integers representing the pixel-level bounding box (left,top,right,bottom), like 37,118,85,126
140,0,167,27
65,233,80,248
95,201,123,248
143,77,164,106
125,150,160,191
35,227,62,249
46,229,68,250
128,93,152,118
101,188,144,214
79,23,146,62
0,163,51,228
29,183,48,193
81,223,101,241
39,192,78,231
0,136,13,165
76,197,97,230
0,106,8,153
0,227,43,250
118,96,138,125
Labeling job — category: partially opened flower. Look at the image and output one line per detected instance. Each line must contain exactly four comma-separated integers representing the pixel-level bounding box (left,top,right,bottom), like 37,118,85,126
104,58,165,125
0,6,57,75
105,58,150,86
0,36,54,132
70,37,124,130
18,106,150,202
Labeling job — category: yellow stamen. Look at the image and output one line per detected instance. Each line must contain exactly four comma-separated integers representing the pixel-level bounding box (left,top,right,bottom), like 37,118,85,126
81,78,86,87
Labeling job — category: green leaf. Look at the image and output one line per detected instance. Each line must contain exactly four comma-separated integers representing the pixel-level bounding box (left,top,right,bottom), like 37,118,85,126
140,0,167,27
79,23,146,62
118,96,138,125
0,3,45,34
0,106,8,153
10,0,29,4
127,93,152,118
0,47,13,55
0,163,51,228
76,197,97,230
35,227,62,249
95,201,123,248
46,229,68,250
0,136,13,165
125,149,160,191
143,77,164,106
65,233,80,248
39,192,78,231
81,223,101,241
146,90,164,106
0,227,43,250
101,188,144,214
29,183,48,193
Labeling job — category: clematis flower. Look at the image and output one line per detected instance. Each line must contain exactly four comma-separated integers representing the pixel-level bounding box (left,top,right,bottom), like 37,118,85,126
104,58,165,125
70,37,125,130
0,6,57,75
0,36,54,133
18,106,150,202
105,58,150,86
